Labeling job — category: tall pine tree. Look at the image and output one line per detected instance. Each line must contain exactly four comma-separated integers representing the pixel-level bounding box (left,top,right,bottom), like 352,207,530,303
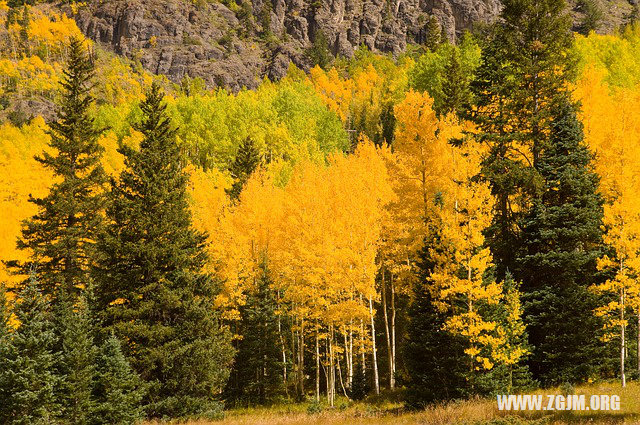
94,82,234,419
1,275,59,424
224,262,284,406
516,98,607,384
405,238,469,406
92,334,145,425
468,0,575,278
54,291,97,424
227,136,261,201
10,36,105,302
0,283,13,423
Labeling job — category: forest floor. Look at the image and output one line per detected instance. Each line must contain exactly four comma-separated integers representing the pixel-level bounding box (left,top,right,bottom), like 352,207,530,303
146,381,640,424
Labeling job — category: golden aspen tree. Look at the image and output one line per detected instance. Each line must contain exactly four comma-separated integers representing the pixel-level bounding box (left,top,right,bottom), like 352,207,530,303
431,141,505,372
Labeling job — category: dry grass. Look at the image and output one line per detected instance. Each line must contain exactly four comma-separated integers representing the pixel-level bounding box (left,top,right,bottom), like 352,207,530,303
145,381,640,425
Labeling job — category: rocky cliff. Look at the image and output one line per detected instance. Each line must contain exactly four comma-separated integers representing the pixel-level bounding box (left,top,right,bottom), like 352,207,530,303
73,0,630,90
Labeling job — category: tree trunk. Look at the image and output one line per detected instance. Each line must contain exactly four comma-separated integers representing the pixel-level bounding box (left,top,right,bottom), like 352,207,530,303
315,327,320,402
381,267,393,390
391,275,396,389
369,297,380,395
621,288,626,387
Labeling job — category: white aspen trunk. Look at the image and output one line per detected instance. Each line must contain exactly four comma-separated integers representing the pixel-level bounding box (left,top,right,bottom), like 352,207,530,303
329,325,335,407
298,319,305,398
381,267,393,390
277,292,288,396
348,321,354,387
369,297,380,395
621,288,626,387
390,276,396,388
315,328,320,402
343,329,351,389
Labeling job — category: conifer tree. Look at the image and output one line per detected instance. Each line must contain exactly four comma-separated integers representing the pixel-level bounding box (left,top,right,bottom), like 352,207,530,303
94,83,234,418
225,262,283,406
469,0,575,278
517,98,606,384
54,291,96,424
11,36,105,302
0,283,13,423
2,275,59,424
228,136,261,201
424,16,442,52
92,334,145,425
440,48,470,117
405,242,468,406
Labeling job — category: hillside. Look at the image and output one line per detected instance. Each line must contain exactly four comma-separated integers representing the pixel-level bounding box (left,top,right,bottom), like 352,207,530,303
70,0,634,90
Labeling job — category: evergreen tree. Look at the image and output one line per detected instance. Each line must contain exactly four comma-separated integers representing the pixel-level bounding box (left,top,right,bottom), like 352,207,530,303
516,98,606,384
405,242,468,407
2,275,59,424
54,291,96,424
225,262,284,406
92,334,145,425
577,0,603,35
0,283,13,423
349,362,369,401
10,36,105,302
468,0,575,278
94,83,234,419
440,48,470,116
306,29,333,69
227,136,261,201
424,16,442,51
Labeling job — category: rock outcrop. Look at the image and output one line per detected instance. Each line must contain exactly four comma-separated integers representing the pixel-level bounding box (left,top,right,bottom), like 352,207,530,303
73,0,630,90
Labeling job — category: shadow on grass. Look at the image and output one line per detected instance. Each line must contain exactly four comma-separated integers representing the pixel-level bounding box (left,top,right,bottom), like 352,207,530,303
497,410,639,424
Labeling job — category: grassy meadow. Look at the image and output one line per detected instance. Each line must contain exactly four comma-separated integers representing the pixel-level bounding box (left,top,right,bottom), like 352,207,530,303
143,382,640,425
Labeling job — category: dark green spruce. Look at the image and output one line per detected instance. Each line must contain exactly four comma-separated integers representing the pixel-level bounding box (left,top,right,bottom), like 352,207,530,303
225,262,284,406
0,275,59,424
405,234,469,406
94,82,234,419
516,98,607,385
10,36,105,302
53,291,97,424
469,0,575,278
228,136,261,201
92,334,145,425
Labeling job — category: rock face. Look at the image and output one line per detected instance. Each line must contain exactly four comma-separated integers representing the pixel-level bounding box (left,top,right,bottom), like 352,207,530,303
73,0,629,90
74,0,500,90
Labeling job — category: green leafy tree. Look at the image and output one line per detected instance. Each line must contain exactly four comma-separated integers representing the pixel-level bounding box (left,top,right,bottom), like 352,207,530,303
10,36,106,302
227,136,261,201
224,262,284,406
92,334,145,425
94,82,234,418
516,98,607,384
2,275,59,424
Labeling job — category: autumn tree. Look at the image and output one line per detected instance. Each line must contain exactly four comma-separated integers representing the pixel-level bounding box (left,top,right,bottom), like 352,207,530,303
94,83,234,418
10,36,106,302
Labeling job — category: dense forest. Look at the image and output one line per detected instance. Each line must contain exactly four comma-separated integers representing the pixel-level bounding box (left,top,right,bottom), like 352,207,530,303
3,0,640,423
